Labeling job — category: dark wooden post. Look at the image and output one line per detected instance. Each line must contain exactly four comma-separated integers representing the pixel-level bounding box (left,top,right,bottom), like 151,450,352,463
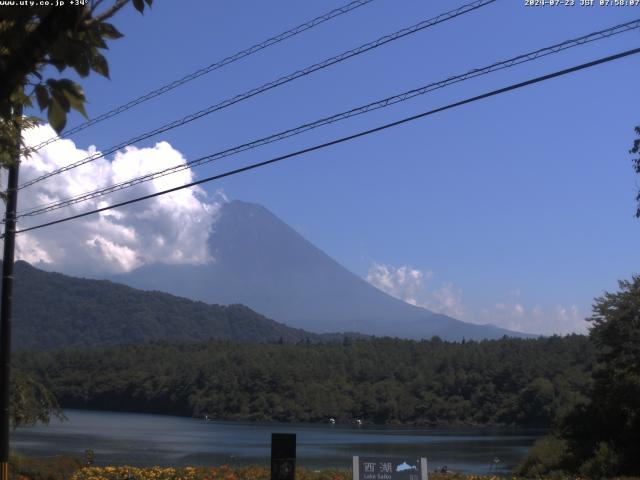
271,433,296,480
0,107,21,480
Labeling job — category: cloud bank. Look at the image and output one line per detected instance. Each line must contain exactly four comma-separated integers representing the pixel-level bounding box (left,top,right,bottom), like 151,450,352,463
366,263,466,319
366,263,587,335
7,124,224,277
480,291,587,336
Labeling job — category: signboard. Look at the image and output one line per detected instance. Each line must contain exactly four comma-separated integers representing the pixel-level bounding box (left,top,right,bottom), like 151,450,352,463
353,457,427,480
271,433,296,480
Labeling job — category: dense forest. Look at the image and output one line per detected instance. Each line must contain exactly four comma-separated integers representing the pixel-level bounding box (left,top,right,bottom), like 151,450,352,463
16,335,594,427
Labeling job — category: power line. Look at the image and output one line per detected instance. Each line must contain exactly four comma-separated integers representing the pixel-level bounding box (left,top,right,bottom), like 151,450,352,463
11,46,640,237
16,17,640,219
18,0,497,190
22,0,377,155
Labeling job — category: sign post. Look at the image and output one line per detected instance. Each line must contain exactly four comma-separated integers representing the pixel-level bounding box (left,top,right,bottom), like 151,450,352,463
353,456,428,480
271,433,296,480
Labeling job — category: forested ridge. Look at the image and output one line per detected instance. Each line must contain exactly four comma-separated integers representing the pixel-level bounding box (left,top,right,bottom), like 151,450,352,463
7,261,360,348
17,335,594,427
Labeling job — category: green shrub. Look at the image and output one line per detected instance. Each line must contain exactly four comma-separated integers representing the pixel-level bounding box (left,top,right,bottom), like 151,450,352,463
579,441,620,479
514,435,568,478
9,454,83,480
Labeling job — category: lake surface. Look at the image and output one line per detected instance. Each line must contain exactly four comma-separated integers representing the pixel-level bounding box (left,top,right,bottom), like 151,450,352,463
12,410,544,474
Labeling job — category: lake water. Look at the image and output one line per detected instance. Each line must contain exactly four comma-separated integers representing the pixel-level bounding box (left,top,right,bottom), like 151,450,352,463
12,410,544,474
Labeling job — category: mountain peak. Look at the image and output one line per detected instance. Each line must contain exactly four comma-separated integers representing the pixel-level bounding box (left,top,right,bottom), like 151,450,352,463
114,200,533,340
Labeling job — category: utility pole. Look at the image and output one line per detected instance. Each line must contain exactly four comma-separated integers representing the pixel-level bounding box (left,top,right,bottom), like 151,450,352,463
0,107,21,480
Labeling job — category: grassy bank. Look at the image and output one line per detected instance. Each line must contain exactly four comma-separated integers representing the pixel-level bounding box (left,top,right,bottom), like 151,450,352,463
5,457,507,480
9,462,514,480
9,460,347,480
10,456,640,480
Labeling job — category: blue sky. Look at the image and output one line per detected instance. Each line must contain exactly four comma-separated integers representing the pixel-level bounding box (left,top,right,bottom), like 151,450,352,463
18,0,640,334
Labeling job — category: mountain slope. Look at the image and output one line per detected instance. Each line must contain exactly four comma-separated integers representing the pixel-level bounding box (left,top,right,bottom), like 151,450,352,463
8,261,336,350
115,200,531,340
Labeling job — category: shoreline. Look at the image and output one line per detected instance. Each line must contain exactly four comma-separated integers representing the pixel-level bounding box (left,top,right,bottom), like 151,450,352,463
44,407,552,431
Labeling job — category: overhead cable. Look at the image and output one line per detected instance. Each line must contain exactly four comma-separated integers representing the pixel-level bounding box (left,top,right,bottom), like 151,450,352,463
17,18,640,219
23,0,377,154
11,46,640,236
18,0,497,190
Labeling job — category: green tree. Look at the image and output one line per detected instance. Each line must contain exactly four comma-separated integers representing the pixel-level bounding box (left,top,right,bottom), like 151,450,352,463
0,0,152,428
10,371,63,428
517,377,554,426
0,0,153,166
560,276,640,476
630,127,640,217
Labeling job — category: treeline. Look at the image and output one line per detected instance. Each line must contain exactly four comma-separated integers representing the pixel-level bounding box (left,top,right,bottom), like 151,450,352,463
16,335,594,427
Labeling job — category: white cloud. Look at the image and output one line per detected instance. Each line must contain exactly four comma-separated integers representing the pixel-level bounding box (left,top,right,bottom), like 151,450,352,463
366,264,428,306
4,124,225,277
366,263,465,319
430,281,466,319
366,263,587,335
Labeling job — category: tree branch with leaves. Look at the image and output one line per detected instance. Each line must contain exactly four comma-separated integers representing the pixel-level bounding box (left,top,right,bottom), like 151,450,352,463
0,0,152,168
630,127,640,217
0,0,152,429
10,370,64,429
